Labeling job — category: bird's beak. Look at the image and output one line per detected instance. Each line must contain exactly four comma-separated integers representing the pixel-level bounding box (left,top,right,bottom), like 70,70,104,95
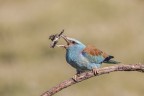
56,35,71,49
61,35,71,45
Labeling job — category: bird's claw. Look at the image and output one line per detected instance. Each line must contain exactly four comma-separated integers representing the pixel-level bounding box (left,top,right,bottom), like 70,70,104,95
72,74,80,82
92,68,99,75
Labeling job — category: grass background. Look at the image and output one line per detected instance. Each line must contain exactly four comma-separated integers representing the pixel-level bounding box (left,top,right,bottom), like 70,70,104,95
0,0,144,96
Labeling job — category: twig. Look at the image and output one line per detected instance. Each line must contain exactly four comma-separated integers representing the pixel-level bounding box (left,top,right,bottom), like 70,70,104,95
40,64,144,96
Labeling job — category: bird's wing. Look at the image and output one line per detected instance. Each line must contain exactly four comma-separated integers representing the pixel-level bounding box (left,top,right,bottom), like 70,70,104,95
82,45,109,64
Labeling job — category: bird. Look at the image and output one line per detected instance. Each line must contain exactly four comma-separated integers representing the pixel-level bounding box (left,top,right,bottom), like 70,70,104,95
57,36,120,80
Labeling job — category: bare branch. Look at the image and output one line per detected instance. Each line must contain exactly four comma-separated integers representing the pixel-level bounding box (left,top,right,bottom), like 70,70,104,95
40,64,144,96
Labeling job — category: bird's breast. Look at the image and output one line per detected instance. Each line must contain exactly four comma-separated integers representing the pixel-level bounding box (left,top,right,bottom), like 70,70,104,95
66,49,89,70
66,50,78,65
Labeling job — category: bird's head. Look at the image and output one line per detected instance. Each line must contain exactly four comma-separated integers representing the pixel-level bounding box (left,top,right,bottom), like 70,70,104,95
57,36,86,50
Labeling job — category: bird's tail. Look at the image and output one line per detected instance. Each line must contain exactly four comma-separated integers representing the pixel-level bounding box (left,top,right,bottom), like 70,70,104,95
103,55,120,64
103,59,120,64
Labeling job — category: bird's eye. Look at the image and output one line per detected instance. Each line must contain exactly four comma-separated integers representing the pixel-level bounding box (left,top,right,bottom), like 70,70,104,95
71,41,76,44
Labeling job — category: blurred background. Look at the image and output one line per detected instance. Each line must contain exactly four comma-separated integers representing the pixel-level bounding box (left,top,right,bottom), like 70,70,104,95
0,0,144,96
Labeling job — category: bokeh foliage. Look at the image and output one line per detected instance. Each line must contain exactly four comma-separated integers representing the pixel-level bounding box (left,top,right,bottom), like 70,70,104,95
0,0,144,96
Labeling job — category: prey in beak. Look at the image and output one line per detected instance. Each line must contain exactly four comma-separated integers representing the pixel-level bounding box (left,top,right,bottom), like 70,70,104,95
49,30,64,48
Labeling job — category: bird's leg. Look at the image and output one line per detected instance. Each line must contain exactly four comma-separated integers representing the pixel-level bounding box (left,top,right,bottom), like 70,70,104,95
92,68,99,76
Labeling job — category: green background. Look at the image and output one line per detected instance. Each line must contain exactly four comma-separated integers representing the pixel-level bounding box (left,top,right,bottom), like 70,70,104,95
0,0,144,96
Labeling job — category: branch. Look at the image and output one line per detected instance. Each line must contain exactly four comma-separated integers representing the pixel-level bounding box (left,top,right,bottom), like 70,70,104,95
40,64,144,96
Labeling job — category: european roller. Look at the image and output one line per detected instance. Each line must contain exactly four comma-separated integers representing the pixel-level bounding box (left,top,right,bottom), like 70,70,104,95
57,35,120,80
